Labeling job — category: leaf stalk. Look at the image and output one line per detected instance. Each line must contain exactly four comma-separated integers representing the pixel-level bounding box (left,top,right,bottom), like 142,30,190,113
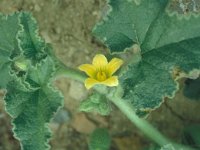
54,63,195,150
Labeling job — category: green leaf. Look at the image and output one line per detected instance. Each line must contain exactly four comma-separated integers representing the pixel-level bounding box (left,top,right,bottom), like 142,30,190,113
0,13,21,88
120,37,200,115
4,57,63,150
93,0,200,116
93,0,200,53
18,12,47,63
0,13,21,56
160,144,175,150
184,77,200,100
143,144,160,150
0,12,63,149
79,93,111,116
0,12,48,89
182,125,200,148
89,128,111,150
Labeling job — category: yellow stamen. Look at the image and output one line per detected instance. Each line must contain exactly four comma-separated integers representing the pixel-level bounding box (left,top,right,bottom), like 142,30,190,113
78,54,123,89
96,71,107,81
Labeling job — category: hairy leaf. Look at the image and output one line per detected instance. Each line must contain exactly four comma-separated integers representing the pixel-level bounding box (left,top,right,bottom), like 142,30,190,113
0,11,63,150
18,12,47,63
0,12,48,88
93,0,200,116
79,93,111,116
121,37,200,115
0,13,21,88
89,128,111,150
160,144,176,150
184,77,200,100
183,125,200,149
5,57,63,150
93,0,200,53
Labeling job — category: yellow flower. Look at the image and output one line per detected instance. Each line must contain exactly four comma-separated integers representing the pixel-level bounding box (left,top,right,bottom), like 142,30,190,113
78,54,123,89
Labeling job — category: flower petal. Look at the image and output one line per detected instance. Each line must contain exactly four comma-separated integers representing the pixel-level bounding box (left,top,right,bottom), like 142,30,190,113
92,54,108,68
78,64,96,78
107,58,123,75
101,76,118,87
85,78,100,89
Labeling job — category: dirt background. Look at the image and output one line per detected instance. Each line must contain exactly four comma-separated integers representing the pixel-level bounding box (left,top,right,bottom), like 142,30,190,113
0,0,200,150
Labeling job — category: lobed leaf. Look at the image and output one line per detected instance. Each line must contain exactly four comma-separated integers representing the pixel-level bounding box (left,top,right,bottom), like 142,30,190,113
121,37,200,115
0,12,48,88
93,0,200,53
18,12,47,63
93,0,200,116
5,57,63,150
0,12,63,150
0,13,21,88
79,93,111,116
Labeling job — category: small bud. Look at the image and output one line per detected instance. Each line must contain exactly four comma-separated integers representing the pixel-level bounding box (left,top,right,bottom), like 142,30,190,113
15,58,29,71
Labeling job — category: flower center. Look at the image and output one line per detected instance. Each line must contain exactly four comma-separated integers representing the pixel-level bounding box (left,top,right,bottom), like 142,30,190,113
96,71,107,81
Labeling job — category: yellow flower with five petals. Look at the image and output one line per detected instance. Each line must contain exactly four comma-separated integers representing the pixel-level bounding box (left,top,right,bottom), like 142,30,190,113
78,54,123,89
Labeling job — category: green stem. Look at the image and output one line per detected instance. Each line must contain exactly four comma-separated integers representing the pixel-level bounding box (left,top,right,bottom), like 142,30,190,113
109,97,194,150
54,64,195,150
110,97,170,146
54,62,87,82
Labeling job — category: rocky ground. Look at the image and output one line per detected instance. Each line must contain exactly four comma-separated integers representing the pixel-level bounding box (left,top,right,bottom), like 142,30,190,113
0,0,200,150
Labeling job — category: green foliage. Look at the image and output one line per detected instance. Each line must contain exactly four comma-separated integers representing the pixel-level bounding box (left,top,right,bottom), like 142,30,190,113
18,12,47,63
143,145,160,150
89,128,111,150
79,93,111,116
5,57,63,150
182,125,200,149
159,144,175,150
121,38,200,115
93,0,200,53
93,0,168,53
0,12,63,150
0,13,21,88
184,77,200,100
144,144,177,150
93,0,200,116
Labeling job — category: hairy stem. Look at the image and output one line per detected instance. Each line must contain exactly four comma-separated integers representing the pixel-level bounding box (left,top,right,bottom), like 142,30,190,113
54,63,195,150
54,61,87,82
110,97,170,145
108,96,194,150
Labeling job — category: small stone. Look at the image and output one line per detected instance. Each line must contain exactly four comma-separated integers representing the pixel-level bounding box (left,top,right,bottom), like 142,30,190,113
52,108,71,124
0,113,5,119
41,31,51,43
55,27,61,34
49,122,60,131
69,80,87,101
71,113,96,134
34,4,41,12
92,11,98,16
